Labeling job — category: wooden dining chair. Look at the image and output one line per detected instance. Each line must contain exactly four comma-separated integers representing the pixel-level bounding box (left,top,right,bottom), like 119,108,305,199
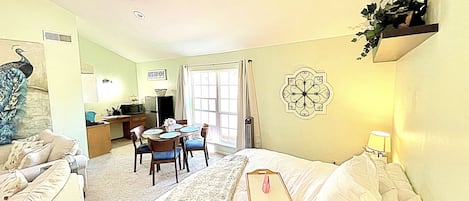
130,125,151,172
148,137,182,185
176,119,187,126
185,123,209,167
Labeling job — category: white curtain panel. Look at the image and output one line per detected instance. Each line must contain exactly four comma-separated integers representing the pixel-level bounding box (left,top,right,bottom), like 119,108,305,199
175,65,191,122
236,60,261,150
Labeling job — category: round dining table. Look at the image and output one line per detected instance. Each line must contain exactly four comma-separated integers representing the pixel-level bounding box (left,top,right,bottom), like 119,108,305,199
142,124,201,171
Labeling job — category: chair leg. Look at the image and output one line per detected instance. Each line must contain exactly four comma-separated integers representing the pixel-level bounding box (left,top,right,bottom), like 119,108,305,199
134,153,137,172
174,160,178,183
139,153,143,164
204,151,209,167
190,151,193,157
151,162,155,186
178,156,182,170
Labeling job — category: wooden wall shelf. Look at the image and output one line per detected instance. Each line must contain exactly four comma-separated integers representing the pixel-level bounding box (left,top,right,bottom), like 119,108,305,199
373,23,439,63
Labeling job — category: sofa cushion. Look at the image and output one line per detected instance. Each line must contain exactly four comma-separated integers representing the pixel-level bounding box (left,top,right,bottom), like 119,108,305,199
0,170,28,200
47,135,79,162
3,141,43,170
10,160,71,201
0,144,14,167
18,143,53,169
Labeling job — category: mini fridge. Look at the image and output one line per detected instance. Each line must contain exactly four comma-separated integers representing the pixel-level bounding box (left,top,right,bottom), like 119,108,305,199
144,96,174,127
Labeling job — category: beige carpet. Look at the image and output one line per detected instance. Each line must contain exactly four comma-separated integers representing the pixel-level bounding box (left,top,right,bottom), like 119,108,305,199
85,139,223,201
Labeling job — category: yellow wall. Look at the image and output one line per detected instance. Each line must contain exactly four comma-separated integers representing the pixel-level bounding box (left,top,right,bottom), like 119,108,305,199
138,36,396,163
0,0,88,154
393,0,469,200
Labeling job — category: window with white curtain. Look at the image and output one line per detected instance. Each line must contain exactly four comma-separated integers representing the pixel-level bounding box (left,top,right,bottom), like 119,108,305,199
189,67,238,147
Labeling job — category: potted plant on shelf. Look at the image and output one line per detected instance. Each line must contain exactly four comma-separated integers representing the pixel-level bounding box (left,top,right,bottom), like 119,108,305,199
351,0,427,60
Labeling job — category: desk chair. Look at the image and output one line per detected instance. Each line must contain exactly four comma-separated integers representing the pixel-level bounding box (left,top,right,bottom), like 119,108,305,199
130,125,151,172
148,137,182,185
185,123,209,167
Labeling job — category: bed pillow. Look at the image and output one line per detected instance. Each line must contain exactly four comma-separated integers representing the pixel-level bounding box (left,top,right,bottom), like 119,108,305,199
373,158,396,194
386,163,422,201
0,170,28,200
315,153,381,201
382,189,399,201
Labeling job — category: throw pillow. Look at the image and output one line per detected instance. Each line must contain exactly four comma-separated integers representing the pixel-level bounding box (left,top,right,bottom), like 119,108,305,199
18,143,53,169
38,129,55,144
3,141,43,170
17,134,40,142
47,135,79,162
0,170,28,200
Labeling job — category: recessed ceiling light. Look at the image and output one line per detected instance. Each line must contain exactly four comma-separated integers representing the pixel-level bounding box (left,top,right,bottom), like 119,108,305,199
133,10,145,19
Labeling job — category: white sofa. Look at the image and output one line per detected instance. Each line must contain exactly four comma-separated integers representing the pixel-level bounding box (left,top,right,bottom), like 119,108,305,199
0,129,88,190
1,159,84,201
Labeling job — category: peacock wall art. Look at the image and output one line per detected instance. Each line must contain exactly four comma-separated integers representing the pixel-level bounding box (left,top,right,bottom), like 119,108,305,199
0,48,32,144
0,39,51,144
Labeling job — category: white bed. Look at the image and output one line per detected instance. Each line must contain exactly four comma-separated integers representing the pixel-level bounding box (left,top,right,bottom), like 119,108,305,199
156,148,421,201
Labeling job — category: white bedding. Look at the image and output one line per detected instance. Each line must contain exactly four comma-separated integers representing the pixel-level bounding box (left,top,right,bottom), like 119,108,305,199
156,148,337,201
156,149,421,201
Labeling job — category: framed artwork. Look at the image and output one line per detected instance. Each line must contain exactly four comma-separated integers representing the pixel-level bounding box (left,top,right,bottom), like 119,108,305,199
147,69,167,81
0,38,51,142
280,67,333,119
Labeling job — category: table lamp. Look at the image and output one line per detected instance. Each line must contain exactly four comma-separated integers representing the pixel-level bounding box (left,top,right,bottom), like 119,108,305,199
367,130,391,157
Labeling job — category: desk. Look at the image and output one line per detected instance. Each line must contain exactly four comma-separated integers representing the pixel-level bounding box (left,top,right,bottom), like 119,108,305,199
103,114,146,139
86,122,111,158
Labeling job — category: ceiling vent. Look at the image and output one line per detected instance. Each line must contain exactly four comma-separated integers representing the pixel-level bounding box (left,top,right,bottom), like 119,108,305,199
43,31,72,42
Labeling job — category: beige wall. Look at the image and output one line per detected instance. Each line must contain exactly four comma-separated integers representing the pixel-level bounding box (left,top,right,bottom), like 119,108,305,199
0,0,88,154
138,36,396,163
393,0,469,200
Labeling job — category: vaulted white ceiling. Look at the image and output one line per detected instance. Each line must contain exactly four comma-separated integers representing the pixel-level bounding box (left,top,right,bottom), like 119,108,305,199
51,0,370,63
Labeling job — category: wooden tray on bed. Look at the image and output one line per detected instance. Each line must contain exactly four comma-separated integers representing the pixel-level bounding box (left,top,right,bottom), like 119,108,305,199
246,169,292,201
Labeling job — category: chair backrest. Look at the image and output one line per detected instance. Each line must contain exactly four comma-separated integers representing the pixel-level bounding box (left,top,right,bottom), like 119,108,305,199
176,119,187,125
148,137,179,153
130,125,145,149
200,123,209,138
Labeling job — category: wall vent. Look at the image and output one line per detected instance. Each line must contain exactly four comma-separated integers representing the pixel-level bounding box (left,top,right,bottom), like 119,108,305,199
43,31,72,42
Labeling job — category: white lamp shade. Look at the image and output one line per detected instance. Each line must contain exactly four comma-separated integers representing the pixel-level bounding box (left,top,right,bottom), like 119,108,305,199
367,131,391,152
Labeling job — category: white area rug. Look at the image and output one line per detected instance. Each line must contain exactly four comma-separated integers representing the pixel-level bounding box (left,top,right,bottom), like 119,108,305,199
85,140,223,201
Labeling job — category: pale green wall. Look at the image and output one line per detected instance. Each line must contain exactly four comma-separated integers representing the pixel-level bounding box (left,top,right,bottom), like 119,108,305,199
0,0,88,154
79,36,138,139
393,0,469,200
79,36,138,126
138,36,396,163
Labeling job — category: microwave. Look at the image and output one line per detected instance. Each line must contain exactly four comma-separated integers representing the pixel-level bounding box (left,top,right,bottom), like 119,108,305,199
120,104,144,115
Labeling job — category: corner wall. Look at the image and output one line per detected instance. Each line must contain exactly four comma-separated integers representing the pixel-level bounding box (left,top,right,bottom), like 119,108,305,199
0,0,88,154
138,35,396,163
393,0,469,200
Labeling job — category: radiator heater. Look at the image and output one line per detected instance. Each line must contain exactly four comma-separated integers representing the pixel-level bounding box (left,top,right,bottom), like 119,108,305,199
245,117,254,148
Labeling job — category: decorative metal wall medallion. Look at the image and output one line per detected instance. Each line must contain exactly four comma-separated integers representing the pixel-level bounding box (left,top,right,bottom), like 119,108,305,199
281,67,333,119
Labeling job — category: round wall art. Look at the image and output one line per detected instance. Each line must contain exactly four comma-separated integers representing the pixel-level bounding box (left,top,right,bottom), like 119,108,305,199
280,67,333,119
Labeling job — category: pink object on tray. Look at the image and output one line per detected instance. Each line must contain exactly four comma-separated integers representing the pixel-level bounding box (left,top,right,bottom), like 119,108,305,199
262,174,270,193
